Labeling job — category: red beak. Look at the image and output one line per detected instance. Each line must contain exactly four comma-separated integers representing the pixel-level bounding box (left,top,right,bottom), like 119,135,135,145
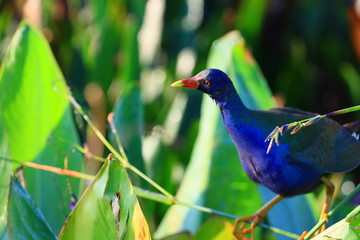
171,76,200,89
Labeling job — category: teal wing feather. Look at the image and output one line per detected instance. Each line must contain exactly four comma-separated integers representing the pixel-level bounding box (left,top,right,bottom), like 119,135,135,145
263,108,360,173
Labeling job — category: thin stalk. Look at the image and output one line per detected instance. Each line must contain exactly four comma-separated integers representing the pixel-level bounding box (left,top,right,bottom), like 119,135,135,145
304,183,360,239
293,105,360,125
107,112,128,161
325,105,360,117
69,95,174,199
70,96,124,162
134,187,299,239
0,157,95,181
126,163,175,200
25,161,95,180
52,137,105,162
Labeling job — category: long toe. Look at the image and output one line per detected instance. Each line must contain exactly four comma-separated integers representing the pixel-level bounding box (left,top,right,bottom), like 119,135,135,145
233,215,260,240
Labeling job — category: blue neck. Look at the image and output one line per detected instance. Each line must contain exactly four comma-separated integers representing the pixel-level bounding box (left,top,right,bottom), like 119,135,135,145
215,89,262,153
215,89,249,121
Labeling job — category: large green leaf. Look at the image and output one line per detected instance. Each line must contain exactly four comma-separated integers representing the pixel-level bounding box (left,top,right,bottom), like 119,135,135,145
346,205,360,238
0,22,83,233
7,178,57,240
156,30,315,239
0,110,11,240
59,158,151,239
193,217,236,240
235,0,267,46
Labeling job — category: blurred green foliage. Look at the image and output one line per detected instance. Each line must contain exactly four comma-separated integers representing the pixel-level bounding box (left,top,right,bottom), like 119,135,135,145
0,0,359,239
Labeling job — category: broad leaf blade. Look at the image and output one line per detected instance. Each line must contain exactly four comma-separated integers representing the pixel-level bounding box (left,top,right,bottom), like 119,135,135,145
0,110,11,239
346,205,360,237
7,178,56,240
59,159,151,240
193,217,236,240
58,160,117,240
0,22,83,232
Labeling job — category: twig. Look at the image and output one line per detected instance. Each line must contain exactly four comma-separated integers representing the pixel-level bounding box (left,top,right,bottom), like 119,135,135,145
68,95,174,199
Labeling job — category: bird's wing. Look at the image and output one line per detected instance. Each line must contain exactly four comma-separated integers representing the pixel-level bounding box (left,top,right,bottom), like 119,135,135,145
267,107,318,118
287,117,360,173
255,108,360,174
330,126,360,173
263,109,360,173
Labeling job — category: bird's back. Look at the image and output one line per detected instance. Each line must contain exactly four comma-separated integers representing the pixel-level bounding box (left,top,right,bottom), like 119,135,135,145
257,107,360,174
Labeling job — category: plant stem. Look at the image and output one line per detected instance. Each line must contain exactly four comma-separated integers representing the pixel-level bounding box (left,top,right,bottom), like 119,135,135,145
69,96,174,199
107,112,128,160
133,187,300,239
325,105,360,117
291,105,360,128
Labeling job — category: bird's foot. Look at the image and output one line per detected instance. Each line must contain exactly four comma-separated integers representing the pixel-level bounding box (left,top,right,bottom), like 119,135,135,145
233,214,261,240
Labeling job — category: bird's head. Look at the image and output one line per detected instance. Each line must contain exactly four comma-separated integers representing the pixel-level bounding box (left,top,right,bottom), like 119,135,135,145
171,69,235,100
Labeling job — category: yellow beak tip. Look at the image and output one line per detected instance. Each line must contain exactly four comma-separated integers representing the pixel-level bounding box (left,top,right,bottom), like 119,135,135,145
171,81,184,88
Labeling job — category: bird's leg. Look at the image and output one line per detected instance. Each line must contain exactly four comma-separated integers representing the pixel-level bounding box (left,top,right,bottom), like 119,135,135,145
233,195,284,240
298,177,334,239
315,176,334,234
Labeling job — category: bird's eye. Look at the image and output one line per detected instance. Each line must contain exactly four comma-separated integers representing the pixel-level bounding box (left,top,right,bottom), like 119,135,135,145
204,80,211,87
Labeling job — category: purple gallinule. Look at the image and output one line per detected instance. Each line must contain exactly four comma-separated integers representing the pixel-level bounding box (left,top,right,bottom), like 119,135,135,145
171,69,360,240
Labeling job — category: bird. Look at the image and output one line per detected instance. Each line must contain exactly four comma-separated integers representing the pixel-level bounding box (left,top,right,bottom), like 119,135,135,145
171,68,360,240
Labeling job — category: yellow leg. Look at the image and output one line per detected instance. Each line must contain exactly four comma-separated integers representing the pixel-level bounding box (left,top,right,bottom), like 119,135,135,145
233,194,284,240
316,176,334,234
299,177,334,239
297,231,307,240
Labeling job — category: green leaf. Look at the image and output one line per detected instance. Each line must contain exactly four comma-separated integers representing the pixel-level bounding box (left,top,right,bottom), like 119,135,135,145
159,232,191,240
0,111,11,239
7,177,56,240
59,159,151,240
193,217,236,240
235,0,267,46
0,22,83,232
346,205,360,237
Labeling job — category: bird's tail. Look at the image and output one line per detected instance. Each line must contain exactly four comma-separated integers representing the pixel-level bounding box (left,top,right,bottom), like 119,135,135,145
343,121,360,141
